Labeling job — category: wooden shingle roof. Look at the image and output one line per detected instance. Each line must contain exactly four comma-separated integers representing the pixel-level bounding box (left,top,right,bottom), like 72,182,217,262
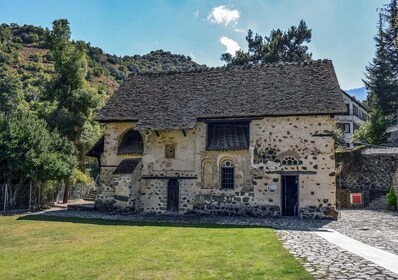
96,60,346,130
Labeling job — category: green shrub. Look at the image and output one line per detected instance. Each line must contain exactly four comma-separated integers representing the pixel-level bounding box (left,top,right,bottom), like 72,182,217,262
387,187,397,207
28,53,41,62
92,67,103,77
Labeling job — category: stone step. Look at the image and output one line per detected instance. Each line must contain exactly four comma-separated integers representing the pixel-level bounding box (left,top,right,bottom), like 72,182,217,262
83,189,97,201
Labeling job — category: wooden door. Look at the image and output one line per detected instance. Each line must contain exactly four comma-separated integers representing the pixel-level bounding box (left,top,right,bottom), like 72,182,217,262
167,179,179,212
281,176,299,216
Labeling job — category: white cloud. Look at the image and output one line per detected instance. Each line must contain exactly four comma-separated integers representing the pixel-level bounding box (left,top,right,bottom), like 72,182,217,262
234,28,246,33
189,52,196,60
207,6,239,26
219,36,240,55
194,9,199,18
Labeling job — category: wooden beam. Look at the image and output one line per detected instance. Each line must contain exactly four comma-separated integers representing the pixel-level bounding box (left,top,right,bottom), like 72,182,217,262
141,176,197,180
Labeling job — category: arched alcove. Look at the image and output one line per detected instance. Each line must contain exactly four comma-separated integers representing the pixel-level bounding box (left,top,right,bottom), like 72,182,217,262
118,130,144,155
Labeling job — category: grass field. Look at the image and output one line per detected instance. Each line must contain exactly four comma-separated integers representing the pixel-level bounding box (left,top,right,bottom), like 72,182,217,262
0,215,312,279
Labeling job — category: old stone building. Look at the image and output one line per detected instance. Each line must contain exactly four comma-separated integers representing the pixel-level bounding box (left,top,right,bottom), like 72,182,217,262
88,60,346,218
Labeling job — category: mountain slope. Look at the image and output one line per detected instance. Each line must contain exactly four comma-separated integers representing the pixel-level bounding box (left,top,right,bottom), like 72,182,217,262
345,87,367,101
0,23,207,101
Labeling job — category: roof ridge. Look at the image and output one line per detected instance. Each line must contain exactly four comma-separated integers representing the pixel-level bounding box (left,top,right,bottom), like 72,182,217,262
127,59,332,78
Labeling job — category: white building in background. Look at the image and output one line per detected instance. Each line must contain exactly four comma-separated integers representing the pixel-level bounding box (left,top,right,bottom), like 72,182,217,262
335,90,369,148
387,110,398,146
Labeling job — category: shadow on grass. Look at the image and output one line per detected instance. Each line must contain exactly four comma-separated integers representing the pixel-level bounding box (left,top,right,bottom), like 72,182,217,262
17,213,335,231
17,214,274,229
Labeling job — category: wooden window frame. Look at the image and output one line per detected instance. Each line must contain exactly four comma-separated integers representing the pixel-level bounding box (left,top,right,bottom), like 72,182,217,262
220,160,235,189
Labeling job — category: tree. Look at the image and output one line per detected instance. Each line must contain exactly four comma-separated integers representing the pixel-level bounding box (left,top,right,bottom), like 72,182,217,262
365,1,398,117
351,109,388,145
45,20,101,202
0,68,24,115
364,12,397,116
0,111,76,208
221,20,312,65
333,125,346,150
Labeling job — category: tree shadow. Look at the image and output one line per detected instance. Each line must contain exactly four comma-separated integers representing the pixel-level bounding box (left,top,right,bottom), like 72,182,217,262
17,214,273,229
16,211,334,231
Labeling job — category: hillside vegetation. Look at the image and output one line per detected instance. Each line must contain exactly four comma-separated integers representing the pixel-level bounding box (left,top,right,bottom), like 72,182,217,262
0,22,206,104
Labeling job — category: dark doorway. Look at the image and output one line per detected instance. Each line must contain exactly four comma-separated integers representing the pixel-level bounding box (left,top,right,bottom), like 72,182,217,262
281,175,299,216
167,179,179,212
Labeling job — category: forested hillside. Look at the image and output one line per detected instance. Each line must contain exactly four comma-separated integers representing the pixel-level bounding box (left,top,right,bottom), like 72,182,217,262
0,23,206,102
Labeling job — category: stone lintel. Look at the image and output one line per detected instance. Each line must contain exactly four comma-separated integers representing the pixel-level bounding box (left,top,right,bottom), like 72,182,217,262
141,176,197,180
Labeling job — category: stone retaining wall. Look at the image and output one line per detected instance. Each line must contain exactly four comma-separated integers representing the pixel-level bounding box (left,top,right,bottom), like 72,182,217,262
336,149,398,207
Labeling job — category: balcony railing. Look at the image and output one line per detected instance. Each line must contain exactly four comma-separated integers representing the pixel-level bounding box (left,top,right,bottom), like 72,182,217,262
342,110,368,121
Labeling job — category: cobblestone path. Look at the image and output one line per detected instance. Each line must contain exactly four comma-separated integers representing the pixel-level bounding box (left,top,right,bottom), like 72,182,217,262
279,230,398,279
278,210,398,279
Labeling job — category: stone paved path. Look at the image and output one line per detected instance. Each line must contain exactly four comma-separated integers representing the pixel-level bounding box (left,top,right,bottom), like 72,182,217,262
279,230,398,280
278,210,398,279
20,208,398,279
326,210,398,255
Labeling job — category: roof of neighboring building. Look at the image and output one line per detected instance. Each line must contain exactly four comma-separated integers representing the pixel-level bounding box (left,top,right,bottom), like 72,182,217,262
341,90,369,112
96,59,347,130
113,158,142,174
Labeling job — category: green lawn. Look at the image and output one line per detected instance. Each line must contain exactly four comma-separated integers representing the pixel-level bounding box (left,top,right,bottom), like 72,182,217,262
0,215,312,280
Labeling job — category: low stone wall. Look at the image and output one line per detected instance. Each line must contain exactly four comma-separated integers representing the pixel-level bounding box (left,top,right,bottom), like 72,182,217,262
362,147,398,154
337,150,398,192
299,206,337,219
336,149,398,208
193,203,280,217
191,191,280,217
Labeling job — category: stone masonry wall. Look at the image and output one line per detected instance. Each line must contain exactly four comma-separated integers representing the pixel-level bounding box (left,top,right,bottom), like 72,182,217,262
190,115,337,218
96,115,338,219
96,122,142,210
337,150,398,192
336,150,398,207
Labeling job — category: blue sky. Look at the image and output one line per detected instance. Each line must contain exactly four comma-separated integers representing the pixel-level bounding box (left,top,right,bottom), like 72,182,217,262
0,0,387,89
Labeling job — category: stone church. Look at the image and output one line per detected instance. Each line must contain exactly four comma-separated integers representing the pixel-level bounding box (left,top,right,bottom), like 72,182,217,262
88,60,346,219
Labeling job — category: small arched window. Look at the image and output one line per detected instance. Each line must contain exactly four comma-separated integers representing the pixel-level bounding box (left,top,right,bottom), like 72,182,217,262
281,156,303,165
221,160,234,189
118,130,143,155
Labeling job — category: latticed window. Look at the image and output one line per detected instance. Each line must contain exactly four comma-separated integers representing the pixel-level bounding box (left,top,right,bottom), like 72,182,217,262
118,130,143,155
281,156,303,165
221,160,234,189
165,145,175,158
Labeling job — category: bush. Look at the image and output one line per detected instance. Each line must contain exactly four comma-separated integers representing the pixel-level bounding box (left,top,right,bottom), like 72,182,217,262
387,187,397,209
92,67,103,77
29,53,41,62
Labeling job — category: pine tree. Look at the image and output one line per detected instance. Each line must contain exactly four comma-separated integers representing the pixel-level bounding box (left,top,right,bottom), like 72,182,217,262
364,12,394,114
384,0,398,115
221,20,312,65
45,19,100,202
